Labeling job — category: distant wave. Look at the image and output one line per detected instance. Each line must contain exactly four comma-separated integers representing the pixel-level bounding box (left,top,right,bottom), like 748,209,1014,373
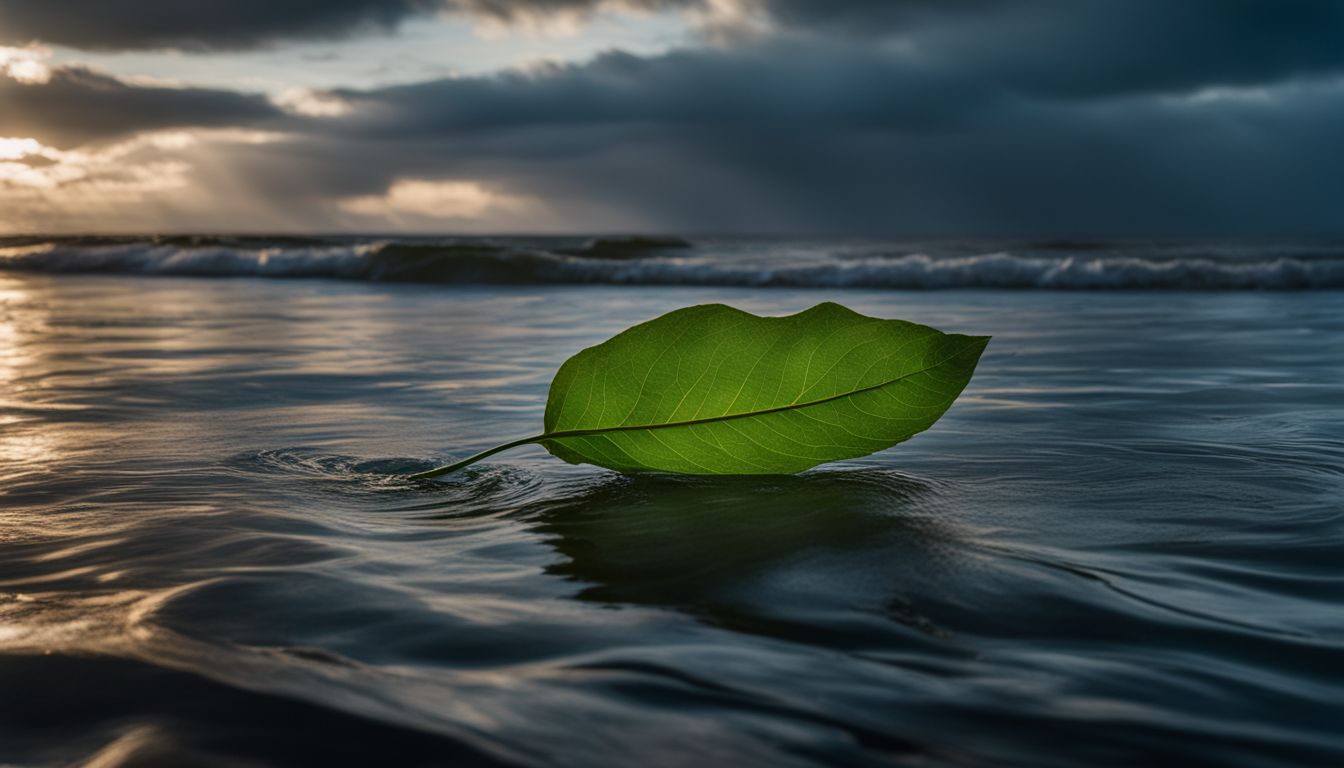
2,238,1342,289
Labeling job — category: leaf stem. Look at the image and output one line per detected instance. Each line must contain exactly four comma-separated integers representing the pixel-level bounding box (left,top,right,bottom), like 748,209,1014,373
408,434,545,479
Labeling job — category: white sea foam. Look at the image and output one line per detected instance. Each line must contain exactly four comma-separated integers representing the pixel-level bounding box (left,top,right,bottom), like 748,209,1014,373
2,239,1341,289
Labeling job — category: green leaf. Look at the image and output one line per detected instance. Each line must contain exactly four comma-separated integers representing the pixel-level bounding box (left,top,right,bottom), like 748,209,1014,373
412,302,988,478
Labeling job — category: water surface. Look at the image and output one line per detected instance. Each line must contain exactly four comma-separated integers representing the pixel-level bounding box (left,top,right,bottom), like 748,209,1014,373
2,274,1342,766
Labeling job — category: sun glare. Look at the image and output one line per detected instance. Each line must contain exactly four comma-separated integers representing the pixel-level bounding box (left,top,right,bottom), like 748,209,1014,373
0,137,43,161
0,45,53,84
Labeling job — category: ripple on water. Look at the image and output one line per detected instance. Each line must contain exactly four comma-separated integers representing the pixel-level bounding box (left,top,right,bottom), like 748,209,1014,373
3,279,1343,767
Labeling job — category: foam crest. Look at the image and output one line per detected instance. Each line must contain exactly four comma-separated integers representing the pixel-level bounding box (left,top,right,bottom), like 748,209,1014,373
3,238,1342,289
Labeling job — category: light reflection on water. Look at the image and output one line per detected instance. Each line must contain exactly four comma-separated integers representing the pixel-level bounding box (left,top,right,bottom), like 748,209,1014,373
1,274,1343,767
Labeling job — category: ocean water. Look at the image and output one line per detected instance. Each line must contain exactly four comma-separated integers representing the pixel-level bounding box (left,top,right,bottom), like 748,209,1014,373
3,234,1344,289
1,243,1343,766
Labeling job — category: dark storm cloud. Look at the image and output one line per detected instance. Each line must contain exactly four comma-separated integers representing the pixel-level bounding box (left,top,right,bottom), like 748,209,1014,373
925,0,1344,98
0,0,431,50
219,80,1344,235
321,1,1344,142
0,67,283,146
6,0,1343,102
218,34,1342,234
331,46,977,137
0,0,678,50
6,0,1344,233
0,0,1004,50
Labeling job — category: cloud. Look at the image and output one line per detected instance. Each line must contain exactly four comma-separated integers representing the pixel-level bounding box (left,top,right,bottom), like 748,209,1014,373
0,130,285,233
0,44,52,83
3,1,1344,234
0,62,284,147
0,1,434,51
327,45,977,140
9,2,1342,102
921,0,1344,99
0,1,1019,51
273,88,353,118
339,178,537,219
0,1,683,50
0,137,44,161
175,36,1344,235
0,1,1007,51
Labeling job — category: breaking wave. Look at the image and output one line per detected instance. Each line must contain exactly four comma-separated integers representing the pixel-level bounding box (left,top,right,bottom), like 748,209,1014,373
2,236,1342,289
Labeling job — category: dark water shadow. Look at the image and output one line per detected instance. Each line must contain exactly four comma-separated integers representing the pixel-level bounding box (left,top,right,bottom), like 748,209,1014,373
0,653,511,768
522,470,984,652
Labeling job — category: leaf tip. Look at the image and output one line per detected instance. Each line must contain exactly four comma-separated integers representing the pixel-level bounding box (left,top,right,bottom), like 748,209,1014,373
964,334,992,357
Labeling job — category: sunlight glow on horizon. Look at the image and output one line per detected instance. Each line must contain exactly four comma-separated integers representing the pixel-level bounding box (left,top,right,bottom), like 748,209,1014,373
340,179,537,221
0,131,291,234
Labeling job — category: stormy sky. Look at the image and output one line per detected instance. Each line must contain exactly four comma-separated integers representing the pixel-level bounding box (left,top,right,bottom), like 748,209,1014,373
1,0,1342,234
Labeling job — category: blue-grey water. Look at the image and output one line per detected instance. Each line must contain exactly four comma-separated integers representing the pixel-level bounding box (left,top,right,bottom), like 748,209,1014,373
2,250,1343,765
